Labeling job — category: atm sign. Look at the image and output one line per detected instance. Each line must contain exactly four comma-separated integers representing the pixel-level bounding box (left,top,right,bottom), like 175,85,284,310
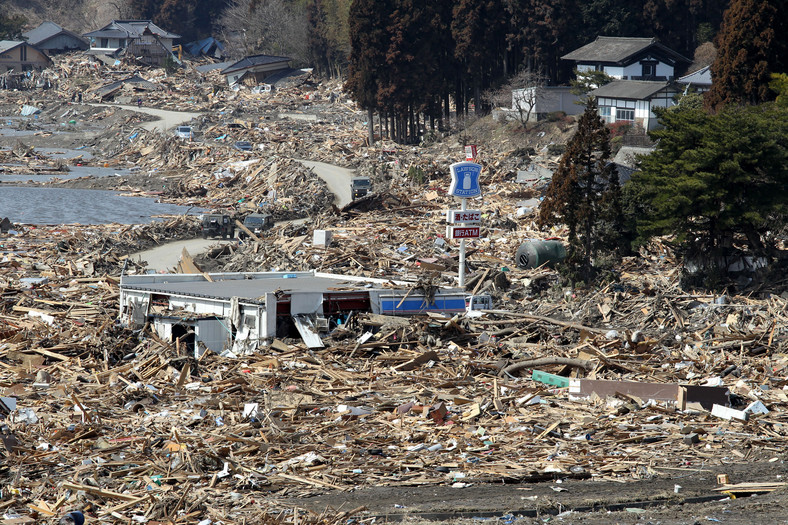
447,226,480,239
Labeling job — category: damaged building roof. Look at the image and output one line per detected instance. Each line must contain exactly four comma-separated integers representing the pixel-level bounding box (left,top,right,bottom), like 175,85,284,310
121,271,382,302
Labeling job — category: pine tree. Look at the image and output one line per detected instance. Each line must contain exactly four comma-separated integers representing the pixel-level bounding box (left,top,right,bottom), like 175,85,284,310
538,99,623,284
630,103,788,283
706,0,788,109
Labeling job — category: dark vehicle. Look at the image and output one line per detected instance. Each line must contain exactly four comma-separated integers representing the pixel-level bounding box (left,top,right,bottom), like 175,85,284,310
238,213,274,240
233,141,253,152
201,213,234,239
351,176,371,200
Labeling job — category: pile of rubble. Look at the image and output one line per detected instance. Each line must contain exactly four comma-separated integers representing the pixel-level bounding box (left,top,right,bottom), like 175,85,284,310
3,52,788,525
2,216,788,523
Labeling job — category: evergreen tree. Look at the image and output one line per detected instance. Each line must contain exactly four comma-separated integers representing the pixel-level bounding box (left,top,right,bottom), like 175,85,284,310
706,0,788,109
0,14,26,40
307,0,332,77
630,103,788,281
538,99,623,284
452,0,508,114
345,0,392,144
507,0,580,83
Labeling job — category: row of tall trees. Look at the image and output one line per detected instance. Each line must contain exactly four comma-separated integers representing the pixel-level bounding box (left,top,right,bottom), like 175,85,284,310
345,0,727,144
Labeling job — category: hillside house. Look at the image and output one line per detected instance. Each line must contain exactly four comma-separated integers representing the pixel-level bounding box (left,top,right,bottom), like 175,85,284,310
591,80,680,131
562,36,690,81
83,20,180,67
0,41,52,73
221,54,291,86
22,22,88,54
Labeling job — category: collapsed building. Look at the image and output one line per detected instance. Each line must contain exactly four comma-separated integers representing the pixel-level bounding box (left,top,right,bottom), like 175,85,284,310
119,270,487,354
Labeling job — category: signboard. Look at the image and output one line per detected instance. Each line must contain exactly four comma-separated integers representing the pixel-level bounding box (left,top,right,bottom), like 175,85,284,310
447,226,480,239
465,145,477,161
449,161,482,198
446,209,481,224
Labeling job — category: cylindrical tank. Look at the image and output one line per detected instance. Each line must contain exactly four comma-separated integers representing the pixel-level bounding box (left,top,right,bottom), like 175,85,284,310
515,240,567,269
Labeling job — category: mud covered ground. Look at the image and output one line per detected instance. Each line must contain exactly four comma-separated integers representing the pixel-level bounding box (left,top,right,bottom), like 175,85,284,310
280,459,788,524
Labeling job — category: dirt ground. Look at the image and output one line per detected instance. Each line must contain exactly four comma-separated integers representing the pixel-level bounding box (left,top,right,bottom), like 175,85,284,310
273,458,788,524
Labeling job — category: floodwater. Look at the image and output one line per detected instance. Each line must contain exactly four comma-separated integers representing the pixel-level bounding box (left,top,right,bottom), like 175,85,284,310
0,165,132,183
0,186,201,225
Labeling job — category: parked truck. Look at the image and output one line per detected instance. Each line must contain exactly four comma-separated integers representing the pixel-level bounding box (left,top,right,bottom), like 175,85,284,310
201,213,235,239
350,176,371,200
237,213,274,240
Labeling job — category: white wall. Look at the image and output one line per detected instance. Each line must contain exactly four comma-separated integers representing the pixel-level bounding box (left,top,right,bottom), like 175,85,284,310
603,66,625,79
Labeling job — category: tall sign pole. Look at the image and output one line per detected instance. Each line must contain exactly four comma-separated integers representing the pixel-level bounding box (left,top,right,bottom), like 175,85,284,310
448,161,482,288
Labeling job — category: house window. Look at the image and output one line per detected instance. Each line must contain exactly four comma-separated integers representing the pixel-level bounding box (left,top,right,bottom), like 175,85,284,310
598,106,613,123
100,38,109,48
20,46,27,61
641,62,656,77
616,109,635,122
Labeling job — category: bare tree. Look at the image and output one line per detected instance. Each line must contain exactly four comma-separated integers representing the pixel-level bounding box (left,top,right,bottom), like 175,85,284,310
484,70,548,128
218,0,309,64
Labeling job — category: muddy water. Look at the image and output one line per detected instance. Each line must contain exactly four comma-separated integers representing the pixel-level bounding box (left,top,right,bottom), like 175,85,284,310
0,186,200,225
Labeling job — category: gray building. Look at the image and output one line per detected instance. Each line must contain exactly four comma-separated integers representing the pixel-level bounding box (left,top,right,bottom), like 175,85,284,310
22,22,88,54
221,54,292,86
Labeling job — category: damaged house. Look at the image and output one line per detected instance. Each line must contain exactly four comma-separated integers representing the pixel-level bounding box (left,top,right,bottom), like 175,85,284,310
83,20,180,67
119,270,481,355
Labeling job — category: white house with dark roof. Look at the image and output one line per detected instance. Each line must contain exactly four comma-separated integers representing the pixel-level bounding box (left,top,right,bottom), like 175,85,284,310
22,22,88,54
562,36,691,81
591,80,680,131
221,54,292,85
83,20,180,66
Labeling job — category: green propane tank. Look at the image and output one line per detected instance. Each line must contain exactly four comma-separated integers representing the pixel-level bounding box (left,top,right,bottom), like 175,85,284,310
515,240,566,269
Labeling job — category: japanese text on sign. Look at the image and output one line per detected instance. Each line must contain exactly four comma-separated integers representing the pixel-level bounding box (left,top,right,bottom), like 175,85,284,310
446,210,481,224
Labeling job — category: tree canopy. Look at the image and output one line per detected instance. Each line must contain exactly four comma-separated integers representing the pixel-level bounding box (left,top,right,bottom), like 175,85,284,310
629,103,788,279
706,0,788,110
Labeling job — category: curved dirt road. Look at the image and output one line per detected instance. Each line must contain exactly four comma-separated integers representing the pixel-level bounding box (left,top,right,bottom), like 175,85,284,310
114,104,202,133
88,102,201,133
298,159,355,207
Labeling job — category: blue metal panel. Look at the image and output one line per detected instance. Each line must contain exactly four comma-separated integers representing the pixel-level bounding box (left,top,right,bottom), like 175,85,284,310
380,296,466,315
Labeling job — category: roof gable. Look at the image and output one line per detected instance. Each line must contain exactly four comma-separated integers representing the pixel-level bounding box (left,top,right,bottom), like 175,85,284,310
23,22,87,46
0,40,53,63
562,36,690,66
677,65,712,86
